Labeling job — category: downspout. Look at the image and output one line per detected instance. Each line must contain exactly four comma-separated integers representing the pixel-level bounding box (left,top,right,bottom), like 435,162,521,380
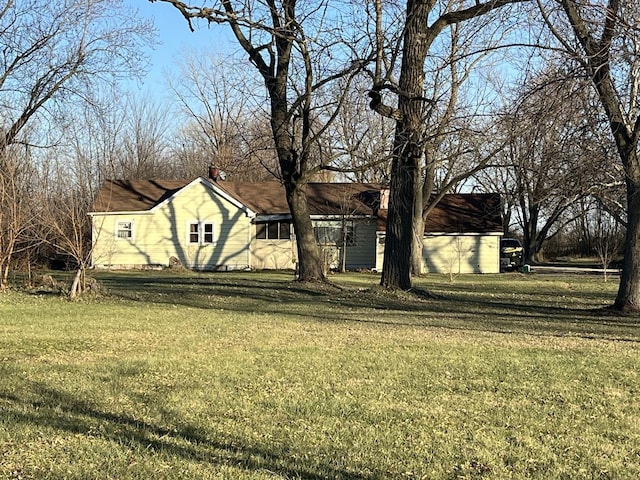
247,220,252,270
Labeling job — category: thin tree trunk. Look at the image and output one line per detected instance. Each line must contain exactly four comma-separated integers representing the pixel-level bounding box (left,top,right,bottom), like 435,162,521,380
411,216,425,275
1,262,8,289
69,265,88,300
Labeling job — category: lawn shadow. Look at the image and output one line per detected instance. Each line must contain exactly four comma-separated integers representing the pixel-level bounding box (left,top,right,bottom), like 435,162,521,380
1,382,370,480
95,271,640,342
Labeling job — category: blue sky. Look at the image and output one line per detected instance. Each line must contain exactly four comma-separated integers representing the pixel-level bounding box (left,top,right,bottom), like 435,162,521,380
124,0,236,99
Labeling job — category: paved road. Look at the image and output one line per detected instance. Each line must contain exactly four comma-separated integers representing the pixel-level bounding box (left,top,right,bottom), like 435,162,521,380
528,264,620,276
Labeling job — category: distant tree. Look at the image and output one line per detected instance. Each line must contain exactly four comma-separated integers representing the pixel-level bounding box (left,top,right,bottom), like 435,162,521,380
0,146,36,289
591,203,624,282
169,53,277,181
120,95,174,179
495,71,604,263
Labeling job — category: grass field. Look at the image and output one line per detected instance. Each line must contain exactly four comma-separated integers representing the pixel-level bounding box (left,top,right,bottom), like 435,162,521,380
1,271,639,479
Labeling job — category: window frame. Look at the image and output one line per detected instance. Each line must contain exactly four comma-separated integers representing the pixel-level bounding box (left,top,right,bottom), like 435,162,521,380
115,220,133,240
255,220,291,240
187,221,216,245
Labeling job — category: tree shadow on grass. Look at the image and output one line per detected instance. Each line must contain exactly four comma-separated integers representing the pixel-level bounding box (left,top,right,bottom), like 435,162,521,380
95,271,640,342
1,382,370,480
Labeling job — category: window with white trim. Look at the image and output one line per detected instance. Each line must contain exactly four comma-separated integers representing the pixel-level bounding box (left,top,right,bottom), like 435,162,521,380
188,221,215,245
116,221,133,239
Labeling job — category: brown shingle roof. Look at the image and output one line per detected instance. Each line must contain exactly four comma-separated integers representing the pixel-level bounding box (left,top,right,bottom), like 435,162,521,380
219,182,381,216
376,193,503,233
91,179,381,216
90,179,190,213
90,179,502,233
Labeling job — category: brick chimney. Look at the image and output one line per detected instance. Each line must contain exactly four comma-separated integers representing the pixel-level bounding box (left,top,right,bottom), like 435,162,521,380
208,163,220,182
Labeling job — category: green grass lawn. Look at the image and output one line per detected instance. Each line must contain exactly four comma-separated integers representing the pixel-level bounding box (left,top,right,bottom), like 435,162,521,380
1,271,639,479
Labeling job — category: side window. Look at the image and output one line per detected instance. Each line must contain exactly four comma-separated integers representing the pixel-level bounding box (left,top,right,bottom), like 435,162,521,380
256,221,291,240
116,221,133,239
188,222,215,245
267,221,279,239
203,223,214,244
279,221,291,240
189,223,200,244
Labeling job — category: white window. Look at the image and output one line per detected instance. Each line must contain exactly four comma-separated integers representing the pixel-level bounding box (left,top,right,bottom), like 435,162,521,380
116,221,133,239
188,221,215,245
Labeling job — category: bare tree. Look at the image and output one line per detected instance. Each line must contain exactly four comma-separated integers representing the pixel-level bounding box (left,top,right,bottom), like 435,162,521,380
0,0,152,287
409,21,516,275
0,0,151,154
369,0,528,289
496,71,605,262
0,146,36,288
324,76,395,183
151,0,370,282
119,95,174,179
538,0,640,311
591,203,624,282
169,52,277,181
39,156,95,299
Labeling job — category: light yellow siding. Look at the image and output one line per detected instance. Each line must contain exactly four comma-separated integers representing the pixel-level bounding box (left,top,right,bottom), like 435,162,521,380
91,181,252,270
375,233,501,274
421,234,500,274
249,219,378,270
251,238,297,270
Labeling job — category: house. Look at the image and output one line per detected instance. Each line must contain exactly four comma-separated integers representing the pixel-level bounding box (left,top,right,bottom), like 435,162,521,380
88,177,503,273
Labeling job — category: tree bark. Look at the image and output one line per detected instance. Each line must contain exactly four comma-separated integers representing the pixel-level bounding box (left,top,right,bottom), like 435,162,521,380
284,180,325,282
381,152,418,290
613,156,640,311
379,1,430,290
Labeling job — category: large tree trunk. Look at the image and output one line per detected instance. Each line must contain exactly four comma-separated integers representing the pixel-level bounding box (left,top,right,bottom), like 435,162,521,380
614,157,640,311
284,180,325,282
268,53,326,283
380,2,430,290
381,153,418,289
